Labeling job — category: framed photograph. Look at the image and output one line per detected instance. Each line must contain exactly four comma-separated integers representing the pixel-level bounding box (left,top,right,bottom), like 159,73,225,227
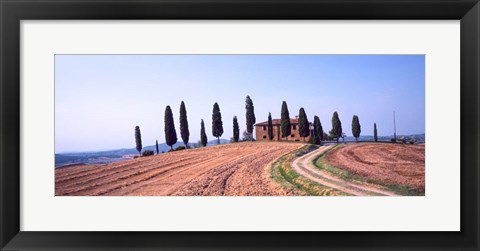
1,0,479,250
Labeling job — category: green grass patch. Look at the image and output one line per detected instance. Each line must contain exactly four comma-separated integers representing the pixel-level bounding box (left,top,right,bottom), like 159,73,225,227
270,145,350,196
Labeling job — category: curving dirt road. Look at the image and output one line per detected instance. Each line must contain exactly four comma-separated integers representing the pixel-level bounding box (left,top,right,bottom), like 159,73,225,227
291,145,398,196
55,142,303,196
56,142,423,196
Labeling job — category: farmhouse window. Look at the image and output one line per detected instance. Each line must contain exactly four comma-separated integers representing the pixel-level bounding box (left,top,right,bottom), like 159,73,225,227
292,125,296,130
263,126,266,130
263,135,266,139
291,134,295,137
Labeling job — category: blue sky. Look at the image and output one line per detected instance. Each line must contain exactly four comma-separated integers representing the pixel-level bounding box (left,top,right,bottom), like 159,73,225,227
55,55,425,153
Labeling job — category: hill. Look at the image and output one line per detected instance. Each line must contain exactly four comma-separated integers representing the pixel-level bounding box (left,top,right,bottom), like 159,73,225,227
55,139,230,167
55,142,303,196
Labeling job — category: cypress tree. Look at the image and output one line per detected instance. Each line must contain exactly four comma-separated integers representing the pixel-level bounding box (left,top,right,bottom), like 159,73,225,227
212,102,224,144
280,101,291,141
267,112,274,140
374,123,378,142
233,116,240,142
352,115,361,142
155,140,159,154
245,95,256,139
135,126,142,157
200,119,208,147
331,111,343,143
179,101,190,148
298,107,310,142
313,115,323,144
164,105,177,151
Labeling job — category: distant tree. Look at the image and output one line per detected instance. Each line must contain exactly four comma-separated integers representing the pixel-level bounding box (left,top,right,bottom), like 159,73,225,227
175,145,186,151
324,132,331,141
200,119,208,147
267,112,274,140
298,107,310,142
243,131,253,140
155,140,159,154
316,116,324,140
179,101,190,148
242,130,255,141
307,135,317,144
280,101,291,141
351,115,361,142
135,126,142,157
313,115,323,144
331,111,343,143
212,102,224,144
245,95,256,139
374,123,378,142
164,105,178,151
328,129,335,140
233,116,240,142
142,150,154,157
310,133,319,145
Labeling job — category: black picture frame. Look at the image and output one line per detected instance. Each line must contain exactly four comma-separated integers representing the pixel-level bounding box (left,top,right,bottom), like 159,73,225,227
1,0,479,250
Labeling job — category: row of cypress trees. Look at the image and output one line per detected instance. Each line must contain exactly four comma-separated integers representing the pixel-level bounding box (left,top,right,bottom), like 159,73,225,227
134,97,379,156
134,96,257,156
274,101,376,144
329,112,379,143
133,101,197,156
278,101,315,142
202,96,258,146
164,101,226,151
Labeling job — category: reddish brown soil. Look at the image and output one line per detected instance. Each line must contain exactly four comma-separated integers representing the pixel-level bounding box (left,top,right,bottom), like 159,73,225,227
325,143,425,192
55,142,303,196
292,146,398,196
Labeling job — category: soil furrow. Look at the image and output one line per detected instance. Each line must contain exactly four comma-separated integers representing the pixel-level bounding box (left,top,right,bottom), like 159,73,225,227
56,142,301,196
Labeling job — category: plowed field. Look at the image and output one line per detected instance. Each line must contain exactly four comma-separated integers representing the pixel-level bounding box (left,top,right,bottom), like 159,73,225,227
324,143,425,192
55,142,303,196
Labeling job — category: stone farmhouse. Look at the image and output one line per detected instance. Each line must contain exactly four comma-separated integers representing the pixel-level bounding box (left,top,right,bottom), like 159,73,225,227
254,117,313,142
